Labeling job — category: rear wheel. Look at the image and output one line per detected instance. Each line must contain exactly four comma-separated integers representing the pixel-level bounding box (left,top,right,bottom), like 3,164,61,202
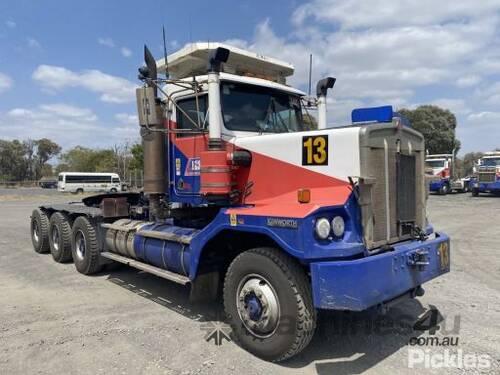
71,216,102,275
472,188,479,197
49,212,73,263
110,188,117,193
223,247,316,362
31,209,50,253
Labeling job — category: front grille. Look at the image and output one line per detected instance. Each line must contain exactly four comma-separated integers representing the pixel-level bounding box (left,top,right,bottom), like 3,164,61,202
358,124,425,251
397,154,416,224
478,173,496,183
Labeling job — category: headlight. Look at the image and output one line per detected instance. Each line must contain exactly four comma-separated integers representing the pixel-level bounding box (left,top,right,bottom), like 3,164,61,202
331,216,345,237
315,218,331,239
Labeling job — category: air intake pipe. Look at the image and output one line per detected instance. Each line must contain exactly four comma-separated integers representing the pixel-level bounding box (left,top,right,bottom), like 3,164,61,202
316,77,336,130
207,47,230,149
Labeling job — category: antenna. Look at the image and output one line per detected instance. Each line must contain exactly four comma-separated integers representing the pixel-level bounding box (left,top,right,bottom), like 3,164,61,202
162,25,169,79
308,54,313,97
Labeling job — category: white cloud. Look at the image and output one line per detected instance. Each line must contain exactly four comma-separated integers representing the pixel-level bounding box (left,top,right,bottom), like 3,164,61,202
120,47,132,58
455,75,481,88
0,104,139,148
5,20,16,28
98,37,115,48
32,65,137,104
0,73,12,93
223,1,500,153
115,113,138,125
27,37,41,49
292,0,500,30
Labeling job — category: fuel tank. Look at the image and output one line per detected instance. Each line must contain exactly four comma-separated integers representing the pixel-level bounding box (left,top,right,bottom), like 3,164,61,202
104,220,199,276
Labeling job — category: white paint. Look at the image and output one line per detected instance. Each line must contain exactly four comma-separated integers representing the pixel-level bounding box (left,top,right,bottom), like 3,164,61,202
232,127,361,182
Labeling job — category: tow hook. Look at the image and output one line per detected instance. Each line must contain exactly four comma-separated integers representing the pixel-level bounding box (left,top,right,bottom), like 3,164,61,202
407,249,429,270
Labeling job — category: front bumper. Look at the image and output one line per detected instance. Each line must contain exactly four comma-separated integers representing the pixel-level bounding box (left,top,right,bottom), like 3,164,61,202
310,232,450,311
472,180,500,192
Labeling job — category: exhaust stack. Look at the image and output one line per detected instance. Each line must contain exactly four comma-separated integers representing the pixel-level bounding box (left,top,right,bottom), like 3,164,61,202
136,46,166,219
316,77,336,130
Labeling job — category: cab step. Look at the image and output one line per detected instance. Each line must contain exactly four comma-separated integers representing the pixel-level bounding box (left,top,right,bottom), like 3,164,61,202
101,251,190,285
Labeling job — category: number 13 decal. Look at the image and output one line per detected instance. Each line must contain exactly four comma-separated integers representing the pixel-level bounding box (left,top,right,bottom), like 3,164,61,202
302,135,328,165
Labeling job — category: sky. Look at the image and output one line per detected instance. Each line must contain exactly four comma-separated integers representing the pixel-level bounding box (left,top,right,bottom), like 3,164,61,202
1,0,500,155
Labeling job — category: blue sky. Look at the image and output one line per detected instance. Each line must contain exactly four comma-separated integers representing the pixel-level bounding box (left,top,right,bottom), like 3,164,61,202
1,0,500,154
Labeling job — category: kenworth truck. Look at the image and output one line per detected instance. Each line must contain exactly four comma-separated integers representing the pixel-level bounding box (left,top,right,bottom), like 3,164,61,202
30,43,450,362
471,151,500,196
426,153,470,194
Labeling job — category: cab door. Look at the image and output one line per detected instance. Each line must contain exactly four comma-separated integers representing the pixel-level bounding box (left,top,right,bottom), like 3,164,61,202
171,95,208,199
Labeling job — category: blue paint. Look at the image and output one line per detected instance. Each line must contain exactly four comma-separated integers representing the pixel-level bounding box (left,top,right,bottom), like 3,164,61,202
429,178,448,192
246,294,263,321
472,179,500,193
351,106,393,123
310,232,450,310
133,223,198,275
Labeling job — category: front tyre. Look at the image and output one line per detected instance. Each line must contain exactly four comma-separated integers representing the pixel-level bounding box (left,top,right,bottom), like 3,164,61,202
439,183,449,195
31,209,50,253
223,248,316,362
472,188,479,197
71,216,102,275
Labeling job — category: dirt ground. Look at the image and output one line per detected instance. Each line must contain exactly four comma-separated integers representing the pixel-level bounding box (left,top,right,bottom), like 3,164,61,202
0,189,499,374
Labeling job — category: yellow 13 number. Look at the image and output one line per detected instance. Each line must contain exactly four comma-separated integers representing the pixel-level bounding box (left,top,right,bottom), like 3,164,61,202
302,135,328,165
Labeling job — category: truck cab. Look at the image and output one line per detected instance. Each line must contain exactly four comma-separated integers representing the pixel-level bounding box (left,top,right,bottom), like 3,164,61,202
471,152,500,196
30,42,450,362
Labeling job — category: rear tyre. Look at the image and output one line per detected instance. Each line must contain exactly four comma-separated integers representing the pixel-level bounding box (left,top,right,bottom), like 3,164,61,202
31,209,50,254
223,247,316,362
71,216,102,275
76,188,84,194
110,188,117,193
472,188,479,197
49,212,73,263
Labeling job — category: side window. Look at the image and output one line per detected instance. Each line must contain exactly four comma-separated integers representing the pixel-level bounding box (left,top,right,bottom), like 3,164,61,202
176,95,208,137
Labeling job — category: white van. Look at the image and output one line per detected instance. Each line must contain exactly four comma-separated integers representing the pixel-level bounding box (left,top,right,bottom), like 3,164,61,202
57,172,121,194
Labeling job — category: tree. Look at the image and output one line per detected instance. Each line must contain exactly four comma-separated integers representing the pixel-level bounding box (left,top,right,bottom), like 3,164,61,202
129,143,143,171
34,138,61,179
302,113,318,131
460,152,484,176
398,105,460,154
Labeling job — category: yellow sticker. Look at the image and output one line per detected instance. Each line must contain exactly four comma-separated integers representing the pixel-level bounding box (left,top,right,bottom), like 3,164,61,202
230,213,237,226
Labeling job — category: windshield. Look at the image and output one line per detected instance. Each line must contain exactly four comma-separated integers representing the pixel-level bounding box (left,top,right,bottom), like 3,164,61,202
426,160,445,168
481,157,500,166
221,82,304,133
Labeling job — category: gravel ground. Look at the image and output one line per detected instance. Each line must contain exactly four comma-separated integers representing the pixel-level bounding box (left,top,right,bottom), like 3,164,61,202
0,189,499,374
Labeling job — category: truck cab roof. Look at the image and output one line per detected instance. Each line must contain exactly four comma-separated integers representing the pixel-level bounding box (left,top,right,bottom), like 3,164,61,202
156,42,294,84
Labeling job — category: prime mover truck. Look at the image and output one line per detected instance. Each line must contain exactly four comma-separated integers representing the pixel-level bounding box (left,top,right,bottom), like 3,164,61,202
30,43,450,361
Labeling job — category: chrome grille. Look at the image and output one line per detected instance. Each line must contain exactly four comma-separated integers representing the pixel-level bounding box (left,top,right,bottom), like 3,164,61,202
478,173,496,183
359,123,425,251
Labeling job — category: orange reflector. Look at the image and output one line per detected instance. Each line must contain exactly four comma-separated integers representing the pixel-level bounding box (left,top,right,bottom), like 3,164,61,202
297,189,311,203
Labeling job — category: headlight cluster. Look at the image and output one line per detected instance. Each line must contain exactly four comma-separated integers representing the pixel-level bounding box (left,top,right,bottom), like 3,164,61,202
314,216,345,240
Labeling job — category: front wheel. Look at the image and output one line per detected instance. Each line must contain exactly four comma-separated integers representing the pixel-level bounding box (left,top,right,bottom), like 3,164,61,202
223,248,316,362
439,183,449,195
472,188,479,197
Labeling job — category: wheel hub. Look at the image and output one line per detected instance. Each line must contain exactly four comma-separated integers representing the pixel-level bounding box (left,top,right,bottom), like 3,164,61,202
33,222,39,243
51,226,59,251
236,274,280,338
75,230,86,260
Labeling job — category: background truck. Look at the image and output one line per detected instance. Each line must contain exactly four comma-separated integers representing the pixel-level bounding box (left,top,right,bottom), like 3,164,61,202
426,153,470,194
29,42,450,362
470,151,500,196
